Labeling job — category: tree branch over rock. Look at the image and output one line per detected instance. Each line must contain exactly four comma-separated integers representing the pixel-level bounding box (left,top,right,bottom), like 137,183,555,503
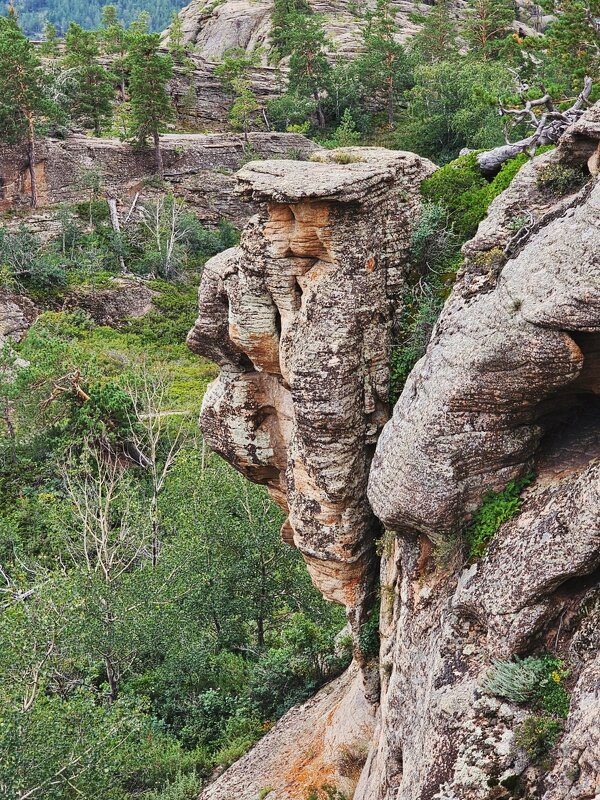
475,76,593,175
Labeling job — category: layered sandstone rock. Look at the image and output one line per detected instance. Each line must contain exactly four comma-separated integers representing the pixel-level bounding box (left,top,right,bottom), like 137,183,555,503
357,104,600,800
368,131,600,536
197,110,600,800
0,132,318,228
187,148,435,640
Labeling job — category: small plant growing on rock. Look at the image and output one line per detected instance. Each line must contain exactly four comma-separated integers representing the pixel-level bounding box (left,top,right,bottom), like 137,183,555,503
514,715,562,768
330,151,365,165
465,472,534,558
535,163,587,197
482,654,570,717
257,788,273,800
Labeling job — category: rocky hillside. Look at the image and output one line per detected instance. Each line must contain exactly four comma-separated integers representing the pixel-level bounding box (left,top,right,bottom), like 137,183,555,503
0,131,318,229
166,0,551,63
187,106,600,798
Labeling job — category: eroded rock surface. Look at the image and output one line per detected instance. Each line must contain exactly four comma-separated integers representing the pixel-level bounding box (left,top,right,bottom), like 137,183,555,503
200,665,375,800
358,104,600,800
191,110,600,800
0,132,318,228
187,148,435,636
368,118,600,536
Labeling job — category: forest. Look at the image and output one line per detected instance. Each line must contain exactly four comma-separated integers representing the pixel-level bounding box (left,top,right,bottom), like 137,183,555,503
0,0,598,797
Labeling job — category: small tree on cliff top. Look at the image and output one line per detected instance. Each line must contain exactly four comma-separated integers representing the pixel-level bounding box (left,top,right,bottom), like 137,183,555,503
64,23,116,136
357,0,410,125
126,32,175,180
0,15,55,208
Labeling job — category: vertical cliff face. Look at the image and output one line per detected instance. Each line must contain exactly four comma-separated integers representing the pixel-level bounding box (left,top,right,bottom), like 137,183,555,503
359,109,600,800
189,111,600,800
187,149,436,640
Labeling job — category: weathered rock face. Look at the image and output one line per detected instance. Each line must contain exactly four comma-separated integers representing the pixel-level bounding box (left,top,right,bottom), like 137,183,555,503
167,0,550,68
368,137,600,536
201,664,375,800
168,54,282,131
165,0,427,63
195,109,600,800
0,132,318,228
61,279,157,327
0,291,37,343
187,148,435,639
358,105,600,800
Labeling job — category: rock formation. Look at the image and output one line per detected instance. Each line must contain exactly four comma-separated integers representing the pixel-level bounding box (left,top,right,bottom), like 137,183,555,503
166,0,551,67
187,148,435,644
0,131,318,229
190,107,600,800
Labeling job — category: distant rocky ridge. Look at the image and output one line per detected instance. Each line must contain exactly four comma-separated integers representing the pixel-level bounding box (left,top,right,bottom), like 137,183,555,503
0,131,319,230
165,0,552,65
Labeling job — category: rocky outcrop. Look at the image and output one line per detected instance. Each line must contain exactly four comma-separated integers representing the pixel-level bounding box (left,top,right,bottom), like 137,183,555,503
168,54,282,131
187,148,435,647
358,104,600,800
0,132,318,229
0,291,37,343
167,0,550,67
191,107,600,800
165,0,428,63
61,278,157,327
201,664,375,800
368,137,600,536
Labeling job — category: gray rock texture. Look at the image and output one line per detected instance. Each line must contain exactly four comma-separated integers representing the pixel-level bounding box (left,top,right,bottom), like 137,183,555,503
368,130,600,536
166,0,548,66
195,107,600,800
200,664,375,800
187,148,435,650
359,101,600,800
0,291,37,343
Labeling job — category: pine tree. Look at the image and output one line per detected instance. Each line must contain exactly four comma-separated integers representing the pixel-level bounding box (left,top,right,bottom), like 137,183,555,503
269,0,312,59
357,0,409,125
0,15,54,207
542,0,600,89
410,0,458,63
463,0,514,59
168,12,187,64
100,5,127,99
64,23,115,135
40,22,60,56
286,12,331,127
215,48,262,137
127,32,175,179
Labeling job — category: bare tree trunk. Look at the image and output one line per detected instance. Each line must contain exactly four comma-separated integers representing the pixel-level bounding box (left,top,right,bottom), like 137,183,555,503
313,91,326,128
475,76,593,176
108,198,126,273
26,115,37,209
153,129,164,180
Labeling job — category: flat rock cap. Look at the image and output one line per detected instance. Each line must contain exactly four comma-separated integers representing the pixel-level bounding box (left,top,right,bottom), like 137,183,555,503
235,147,434,203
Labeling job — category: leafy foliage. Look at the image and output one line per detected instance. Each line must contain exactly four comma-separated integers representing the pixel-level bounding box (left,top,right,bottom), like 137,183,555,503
482,655,570,717
464,472,535,558
514,715,562,767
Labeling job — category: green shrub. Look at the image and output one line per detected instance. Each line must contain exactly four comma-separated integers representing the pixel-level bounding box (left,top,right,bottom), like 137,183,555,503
74,199,110,224
536,163,587,196
422,152,532,243
358,604,380,660
514,715,562,767
390,287,444,403
465,472,534,558
483,655,570,718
